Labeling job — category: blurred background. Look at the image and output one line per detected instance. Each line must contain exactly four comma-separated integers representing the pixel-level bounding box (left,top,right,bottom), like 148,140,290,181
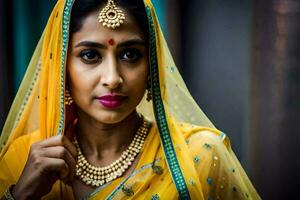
0,0,299,199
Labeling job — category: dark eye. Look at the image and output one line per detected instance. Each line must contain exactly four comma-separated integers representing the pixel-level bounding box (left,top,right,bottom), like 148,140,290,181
79,49,101,64
120,48,142,62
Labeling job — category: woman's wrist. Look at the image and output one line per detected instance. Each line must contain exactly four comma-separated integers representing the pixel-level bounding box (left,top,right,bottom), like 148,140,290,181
10,184,31,200
4,185,16,200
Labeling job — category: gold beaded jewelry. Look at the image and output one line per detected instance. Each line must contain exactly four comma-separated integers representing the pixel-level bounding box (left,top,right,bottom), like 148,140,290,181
65,90,73,106
146,88,152,102
74,117,151,187
146,76,152,101
98,0,126,29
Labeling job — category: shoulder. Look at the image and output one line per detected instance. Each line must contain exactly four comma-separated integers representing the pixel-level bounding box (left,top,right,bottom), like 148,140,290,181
170,118,231,150
187,126,230,150
167,118,233,163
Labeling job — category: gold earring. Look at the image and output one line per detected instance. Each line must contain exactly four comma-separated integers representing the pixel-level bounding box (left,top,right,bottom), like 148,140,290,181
98,0,126,29
65,90,74,105
146,88,152,102
146,77,152,101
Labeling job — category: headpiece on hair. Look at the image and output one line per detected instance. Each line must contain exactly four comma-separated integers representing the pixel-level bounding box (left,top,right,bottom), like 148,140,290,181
98,0,125,29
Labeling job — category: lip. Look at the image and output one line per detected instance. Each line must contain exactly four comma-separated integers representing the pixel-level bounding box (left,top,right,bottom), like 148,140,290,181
96,94,128,109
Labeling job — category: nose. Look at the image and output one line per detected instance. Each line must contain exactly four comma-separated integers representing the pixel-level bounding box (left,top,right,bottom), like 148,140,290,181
101,55,122,90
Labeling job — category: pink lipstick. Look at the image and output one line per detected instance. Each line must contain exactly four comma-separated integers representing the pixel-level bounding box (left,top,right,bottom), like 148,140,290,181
96,94,127,109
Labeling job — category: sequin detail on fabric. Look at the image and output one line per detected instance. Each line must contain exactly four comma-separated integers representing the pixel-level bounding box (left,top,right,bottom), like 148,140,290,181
102,159,161,200
207,177,213,185
194,155,201,164
121,185,134,196
151,194,160,200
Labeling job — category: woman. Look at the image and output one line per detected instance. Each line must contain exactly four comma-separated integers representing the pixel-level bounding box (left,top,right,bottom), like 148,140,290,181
0,0,261,199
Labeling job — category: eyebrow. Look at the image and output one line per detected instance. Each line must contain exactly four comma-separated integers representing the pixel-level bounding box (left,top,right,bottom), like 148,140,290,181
75,41,106,49
74,39,146,49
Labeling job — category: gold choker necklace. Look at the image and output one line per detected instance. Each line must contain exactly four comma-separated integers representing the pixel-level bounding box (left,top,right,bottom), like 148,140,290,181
73,118,151,187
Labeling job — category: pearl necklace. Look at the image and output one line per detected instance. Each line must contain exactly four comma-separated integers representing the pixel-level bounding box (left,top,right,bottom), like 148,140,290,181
73,118,151,187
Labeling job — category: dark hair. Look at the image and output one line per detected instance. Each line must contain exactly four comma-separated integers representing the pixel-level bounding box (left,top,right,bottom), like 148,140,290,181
70,0,149,40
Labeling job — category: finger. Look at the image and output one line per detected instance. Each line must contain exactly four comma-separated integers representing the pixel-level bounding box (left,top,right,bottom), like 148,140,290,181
42,146,76,180
60,136,77,159
43,157,70,182
38,136,77,159
64,118,78,140
38,135,64,147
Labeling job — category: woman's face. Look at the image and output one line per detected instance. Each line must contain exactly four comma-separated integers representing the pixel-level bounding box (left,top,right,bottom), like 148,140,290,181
67,9,148,124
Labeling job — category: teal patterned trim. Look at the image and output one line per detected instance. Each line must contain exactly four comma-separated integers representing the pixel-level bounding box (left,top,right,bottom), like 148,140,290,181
0,60,42,150
145,6,191,200
14,60,41,128
57,0,74,135
85,158,161,200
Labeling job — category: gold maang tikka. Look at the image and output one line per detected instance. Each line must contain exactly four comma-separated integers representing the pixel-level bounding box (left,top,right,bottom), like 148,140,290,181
98,0,126,29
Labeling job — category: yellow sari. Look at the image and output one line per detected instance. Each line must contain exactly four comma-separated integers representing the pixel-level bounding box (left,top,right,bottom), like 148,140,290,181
0,0,261,199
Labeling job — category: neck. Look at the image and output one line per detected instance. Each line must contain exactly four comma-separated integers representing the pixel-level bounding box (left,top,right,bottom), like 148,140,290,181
76,110,141,160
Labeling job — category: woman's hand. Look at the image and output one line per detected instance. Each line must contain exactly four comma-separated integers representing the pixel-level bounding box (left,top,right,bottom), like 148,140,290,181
12,122,77,200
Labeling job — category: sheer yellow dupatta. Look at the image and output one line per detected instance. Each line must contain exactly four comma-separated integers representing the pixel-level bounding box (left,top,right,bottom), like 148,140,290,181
138,2,260,199
136,0,216,199
0,0,73,158
0,0,74,195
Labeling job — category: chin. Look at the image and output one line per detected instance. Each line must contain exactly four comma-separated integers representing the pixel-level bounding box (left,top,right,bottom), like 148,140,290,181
92,110,134,125
77,100,140,125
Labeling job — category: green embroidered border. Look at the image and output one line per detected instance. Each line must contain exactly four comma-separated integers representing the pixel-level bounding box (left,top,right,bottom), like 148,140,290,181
145,6,190,200
58,0,74,135
0,60,41,150
14,60,41,127
87,158,161,200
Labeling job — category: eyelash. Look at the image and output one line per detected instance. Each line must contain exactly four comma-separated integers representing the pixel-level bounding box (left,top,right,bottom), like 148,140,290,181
79,49,101,64
78,48,143,64
119,48,143,63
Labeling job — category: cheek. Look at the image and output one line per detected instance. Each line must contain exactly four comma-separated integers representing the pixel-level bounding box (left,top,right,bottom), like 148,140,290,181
67,59,96,98
126,64,148,95
68,59,82,91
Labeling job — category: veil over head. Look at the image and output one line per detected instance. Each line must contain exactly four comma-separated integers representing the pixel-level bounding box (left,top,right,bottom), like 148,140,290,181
1,0,217,198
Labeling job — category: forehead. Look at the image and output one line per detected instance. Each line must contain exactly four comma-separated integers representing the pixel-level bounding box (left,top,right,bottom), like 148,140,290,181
71,9,145,43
